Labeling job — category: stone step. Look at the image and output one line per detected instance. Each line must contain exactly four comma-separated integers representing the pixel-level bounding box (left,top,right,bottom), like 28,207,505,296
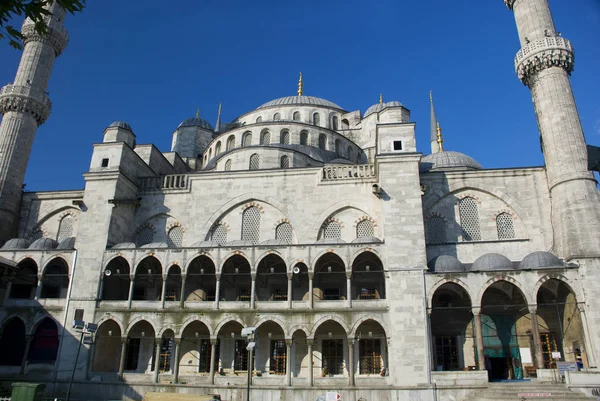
466,384,596,401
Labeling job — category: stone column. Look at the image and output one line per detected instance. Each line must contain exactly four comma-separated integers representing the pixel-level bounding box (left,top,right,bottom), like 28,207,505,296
4,281,12,303
34,276,42,299
250,275,256,309
529,306,545,369
87,337,97,379
346,272,352,308
578,302,597,367
173,339,181,384
209,337,217,384
308,273,314,309
214,276,221,310
285,339,292,386
153,338,161,383
127,276,135,309
97,279,105,303
19,335,32,374
347,338,355,387
179,274,186,308
473,307,486,370
118,337,127,380
160,274,167,308
287,273,293,310
307,339,314,386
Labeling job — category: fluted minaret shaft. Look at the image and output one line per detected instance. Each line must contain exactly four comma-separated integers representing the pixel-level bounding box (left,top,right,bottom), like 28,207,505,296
505,0,600,258
0,2,68,241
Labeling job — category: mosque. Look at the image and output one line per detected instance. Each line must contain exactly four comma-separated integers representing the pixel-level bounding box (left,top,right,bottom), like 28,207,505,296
0,1,600,400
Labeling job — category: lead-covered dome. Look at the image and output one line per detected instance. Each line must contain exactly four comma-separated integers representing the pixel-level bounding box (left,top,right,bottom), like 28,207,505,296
471,253,514,271
520,251,562,270
107,121,133,131
365,101,404,117
257,96,343,110
177,117,214,131
428,255,466,273
29,238,59,250
1,238,30,250
420,151,482,172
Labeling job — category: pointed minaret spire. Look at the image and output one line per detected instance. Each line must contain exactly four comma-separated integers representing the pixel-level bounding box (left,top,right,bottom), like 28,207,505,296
297,72,304,96
215,103,222,132
430,91,441,154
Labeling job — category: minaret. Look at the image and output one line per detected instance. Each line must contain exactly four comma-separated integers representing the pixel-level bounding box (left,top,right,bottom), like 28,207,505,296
504,0,600,258
429,91,440,154
0,3,68,241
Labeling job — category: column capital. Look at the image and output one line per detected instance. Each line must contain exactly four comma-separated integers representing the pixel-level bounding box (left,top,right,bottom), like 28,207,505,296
174,338,182,345
154,337,162,345
528,304,538,314
472,306,482,315
347,337,355,345
121,337,128,344
285,339,293,347
306,339,315,347
577,302,587,313
345,271,352,279
251,273,257,280
210,336,218,344
308,272,314,280
287,273,293,280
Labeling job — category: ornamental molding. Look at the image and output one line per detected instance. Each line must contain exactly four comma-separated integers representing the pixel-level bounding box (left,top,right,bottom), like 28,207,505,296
515,37,574,86
21,24,68,56
0,84,51,125
504,0,516,10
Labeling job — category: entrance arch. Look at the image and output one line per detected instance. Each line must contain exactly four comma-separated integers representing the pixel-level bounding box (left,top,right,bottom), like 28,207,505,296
92,319,122,372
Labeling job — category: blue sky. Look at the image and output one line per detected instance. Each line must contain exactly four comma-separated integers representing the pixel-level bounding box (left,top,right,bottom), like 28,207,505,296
0,0,599,191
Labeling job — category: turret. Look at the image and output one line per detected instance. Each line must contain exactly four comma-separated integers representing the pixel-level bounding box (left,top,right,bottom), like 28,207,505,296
0,2,69,241
103,121,136,148
171,112,215,159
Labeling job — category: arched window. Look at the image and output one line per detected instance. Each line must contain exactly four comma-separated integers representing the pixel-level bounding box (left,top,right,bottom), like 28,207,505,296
28,318,59,364
335,139,341,154
241,207,261,244
356,220,374,238
322,220,341,239
57,215,74,242
224,159,232,171
260,131,271,145
300,131,309,145
280,155,290,169
211,224,228,245
167,226,184,248
249,154,260,170
215,141,222,155
332,116,339,131
273,113,281,121
280,130,290,145
293,111,301,121
276,223,293,244
341,118,349,130
496,213,515,239
426,216,446,244
0,318,26,366
458,197,481,241
256,116,262,123
313,113,320,126
226,135,235,151
318,134,327,150
135,225,154,247
242,132,252,147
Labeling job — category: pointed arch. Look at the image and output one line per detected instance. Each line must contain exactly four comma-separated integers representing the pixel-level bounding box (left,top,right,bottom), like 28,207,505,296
125,317,159,336
310,315,350,338
350,317,390,339
214,317,247,336
427,277,474,309
477,276,531,306
179,317,214,337
532,273,582,304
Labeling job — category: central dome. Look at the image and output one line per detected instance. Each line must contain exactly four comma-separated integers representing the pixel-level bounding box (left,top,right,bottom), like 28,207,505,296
257,96,344,110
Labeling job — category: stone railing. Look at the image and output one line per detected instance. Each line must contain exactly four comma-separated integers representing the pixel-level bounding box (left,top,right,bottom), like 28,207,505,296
0,84,52,124
139,174,188,191
514,37,574,85
322,164,376,181
0,84,51,107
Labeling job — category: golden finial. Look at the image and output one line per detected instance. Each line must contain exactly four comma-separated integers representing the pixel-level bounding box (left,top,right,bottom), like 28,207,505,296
379,93,383,104
297,72,304,96
195,108,200,118
436,122,444,152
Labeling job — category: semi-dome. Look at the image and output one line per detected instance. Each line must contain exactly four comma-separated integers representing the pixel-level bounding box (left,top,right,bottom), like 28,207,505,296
1,238,30,250
57,237,76,249
365,101,404,117
520,251,562,270
428,255,466,273
177,117,214,131
29,238,59,250
471,253,514,272
107,121,133,131
420,151,482,172
257,96,343,110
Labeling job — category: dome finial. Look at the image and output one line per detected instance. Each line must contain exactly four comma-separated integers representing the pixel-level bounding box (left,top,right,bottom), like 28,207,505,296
436,122,444,152
195,108,200,118
379,93,383,104
297,72,304,96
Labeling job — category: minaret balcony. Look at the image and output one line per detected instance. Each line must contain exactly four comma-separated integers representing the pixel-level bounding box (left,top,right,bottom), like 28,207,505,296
0,84,51,124
514,37,574,85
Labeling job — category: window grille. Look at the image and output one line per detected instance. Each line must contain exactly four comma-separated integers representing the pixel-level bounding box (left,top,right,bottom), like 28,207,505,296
300,132,309,145
242,206,261,244
275,222,293,244
234,339,248,370
426,216,446,244
28,229,43,242
322,220,341,239
356,220,374,238
242,133,252,147
280,156,290,169
270,340,287,374
335,139,341,154
198,339,212,373
292,112,300,121
313,113,320,126
359,339,382,374
249,154,260,170
435,336,459,371
322,339,344,375
135,226,154,247
215,142,221,154
496,213,515,239
281,131,290,144
125,338,141,370
57,215,74,241
165,287,177,301
256,116,262,123
332,116,339,131
359,287,379,300
318,134,327,150
167,226,183,247
224,159,232,171
324,288,341,300
272,289,288,301
237,288,251,302
260,132,271,145
458,197,481,241
273,113,281,121
212,224,228,245
226,135,235,151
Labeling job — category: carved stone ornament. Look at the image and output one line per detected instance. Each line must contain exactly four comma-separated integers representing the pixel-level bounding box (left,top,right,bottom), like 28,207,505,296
503,0,516,10
0,84,51,125
21,23,69,56
515,37,575,86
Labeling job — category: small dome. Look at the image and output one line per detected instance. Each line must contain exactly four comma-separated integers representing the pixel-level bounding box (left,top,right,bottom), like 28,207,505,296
57,237,76,250
520,251,562,270
420,151,482,172
177,117,214,131
428,255,466,273
140,242,169,249
112,242,136,249
29,238,59,250
1,238,30,250
351,236,382,244
364,101,404,117
471,253,514,272
107,121,133,131
257,96,344,110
